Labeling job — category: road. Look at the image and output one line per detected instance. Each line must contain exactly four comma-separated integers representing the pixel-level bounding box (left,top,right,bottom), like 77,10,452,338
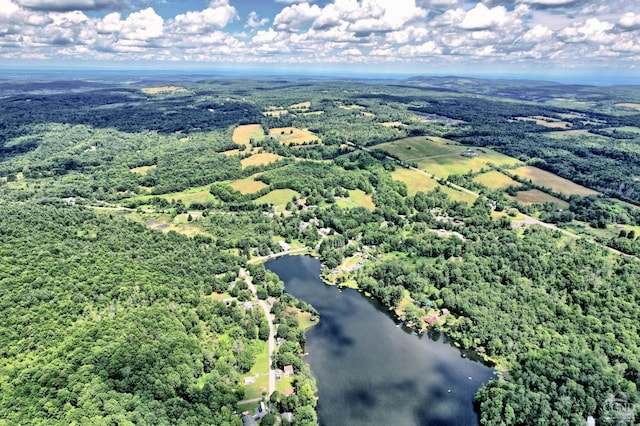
243,269,276,398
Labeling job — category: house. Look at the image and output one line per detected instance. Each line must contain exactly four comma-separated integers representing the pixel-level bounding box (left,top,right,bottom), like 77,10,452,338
424,314,439,324
282,387,296,397
283,365,295,377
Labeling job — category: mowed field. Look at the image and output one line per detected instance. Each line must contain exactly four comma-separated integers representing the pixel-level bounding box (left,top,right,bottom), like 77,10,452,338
377,136,522,179
269,127,320,145
240,153,283,169
391,168,477,203
254,189,300,211
511,166,599,197
508,189,570,208
229,176,268,194
232,124,264,146
473,170,521,190
335,189,375,210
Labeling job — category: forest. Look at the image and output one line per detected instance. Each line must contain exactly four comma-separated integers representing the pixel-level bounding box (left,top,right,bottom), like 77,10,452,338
0,73,638,425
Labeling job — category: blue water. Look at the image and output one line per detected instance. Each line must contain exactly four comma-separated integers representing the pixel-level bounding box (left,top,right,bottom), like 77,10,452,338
266,255,494,426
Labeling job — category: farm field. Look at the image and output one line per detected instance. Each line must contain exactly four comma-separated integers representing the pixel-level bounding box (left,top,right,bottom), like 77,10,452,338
254,189,300,211
514,116,571,128
391,167,477,203
511,166,599,197
334,189,375,210
473,170,521,190
141,86,188,94
229,175,268,194
509,189,570,208
232,124,264,146
124,185,216,207
376,136,458,159
290,101,311,109
615,102,640,111
268,127,320,145
240,152,284,169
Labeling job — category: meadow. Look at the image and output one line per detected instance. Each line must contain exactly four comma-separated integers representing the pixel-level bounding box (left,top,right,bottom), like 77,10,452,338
232,124,265,146
269,127,321,145
511,166,599,197
509,189,570,208
240,152,284,169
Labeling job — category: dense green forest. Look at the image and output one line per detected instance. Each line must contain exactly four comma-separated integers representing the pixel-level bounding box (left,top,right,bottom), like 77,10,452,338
0,74,638,425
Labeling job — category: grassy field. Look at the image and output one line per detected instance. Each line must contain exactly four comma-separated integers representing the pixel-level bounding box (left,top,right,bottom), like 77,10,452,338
415,151,522,179
130,165,156,175
515,116,571,129
254,189,300,211
334,189,375,210
125,185,216,207
229,176,268,194
289,101,311,109
379,121,406,127
268,127,320,145
509,189,570,208
391,167,477,203
141,86,188,94
546,129,597,139
338,104,364,110
240,153,284,169
391,168,440,195
376,136,457,159
473,170,521,190
511,166,599,197
615,103,640,111
232,124,264,146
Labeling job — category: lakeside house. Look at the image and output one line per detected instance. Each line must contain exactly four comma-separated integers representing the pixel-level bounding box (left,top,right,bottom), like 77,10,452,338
283,365,295,377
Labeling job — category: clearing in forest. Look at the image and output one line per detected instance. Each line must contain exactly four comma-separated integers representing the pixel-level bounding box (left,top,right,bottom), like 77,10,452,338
473,171,521,190
379,121,406,127
289,101,311,110
263,106,288,117
130,165,156,175
229,176,268,194
240,153,283,169
615,103,640,111
232,124,264,146
514,116,571,129
508,189,570,208
511,166,599,197
377,136,459,159
335,189,375,210
141,86,188,94
254,189,300,211
268,127,320,145
391,168,477,203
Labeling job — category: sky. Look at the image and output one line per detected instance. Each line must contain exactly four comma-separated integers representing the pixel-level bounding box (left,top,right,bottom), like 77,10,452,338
0,0,639,79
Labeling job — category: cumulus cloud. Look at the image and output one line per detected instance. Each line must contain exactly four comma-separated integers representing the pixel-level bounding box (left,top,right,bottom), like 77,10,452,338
120,7,163,40
170,0,237,34
618,12,640,30
458,3,509,30
559,17,614,43
516,0,580,6
246,11,268,28
16,0,130,12
273,2,321,31
522,24,553,42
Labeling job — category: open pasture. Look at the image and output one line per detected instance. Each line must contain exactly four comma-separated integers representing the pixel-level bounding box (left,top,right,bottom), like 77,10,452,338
415,149,522,179
391,168,441,195
289,101,311,109
509,189,570,208
141,86,188,95
376,136,460,160
335,189,375,210
268,127,320,145
511,166,599,197
515,116,571,129
240,152,283,169
229,176,268,194
254,189,300,211
473,170,521,190
615,103,640,111
232,124,264,146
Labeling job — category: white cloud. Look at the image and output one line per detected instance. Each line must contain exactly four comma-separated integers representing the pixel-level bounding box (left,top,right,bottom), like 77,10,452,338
398,40,442,55
559,18,614,43
517,0,579,6
312,0,426,33
120,7,163,40
618,12,640,30
170,0,237,34
458,3,509,30
522,24,552,42
273,2,321,31
246,11,268,28
0,0,21,19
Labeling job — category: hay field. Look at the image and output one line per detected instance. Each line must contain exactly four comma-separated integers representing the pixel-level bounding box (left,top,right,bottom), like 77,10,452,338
254,189,300,211
391,168,440,195
473,171,521,190
509,189,570,208
379,121,406,127
141,86,188,94
232,124,264,146
511,166,599,197
269,127,320,145
240,153,283,169
229,176,268,194
515,116,571,129
616,103,640,111
415,150,522,179
376,136,459,159
335,189,375,210
290,101,311,109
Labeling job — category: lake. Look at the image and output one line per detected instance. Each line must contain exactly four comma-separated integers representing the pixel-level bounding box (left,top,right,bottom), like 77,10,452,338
266,255,494,426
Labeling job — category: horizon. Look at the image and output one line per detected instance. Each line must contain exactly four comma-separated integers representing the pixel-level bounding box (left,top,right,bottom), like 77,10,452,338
1,0,639,86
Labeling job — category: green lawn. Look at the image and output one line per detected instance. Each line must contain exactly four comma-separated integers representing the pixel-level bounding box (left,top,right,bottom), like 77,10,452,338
254,189,300,212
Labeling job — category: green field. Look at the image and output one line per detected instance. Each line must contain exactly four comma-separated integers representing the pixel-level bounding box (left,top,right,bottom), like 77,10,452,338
229,176,268,194
240,152,284,169
377,136,457,159
511,166,599,197
510,189,570,208
334,189,375,210
391,168,440,195
473,170,521,190
254,189,300,211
